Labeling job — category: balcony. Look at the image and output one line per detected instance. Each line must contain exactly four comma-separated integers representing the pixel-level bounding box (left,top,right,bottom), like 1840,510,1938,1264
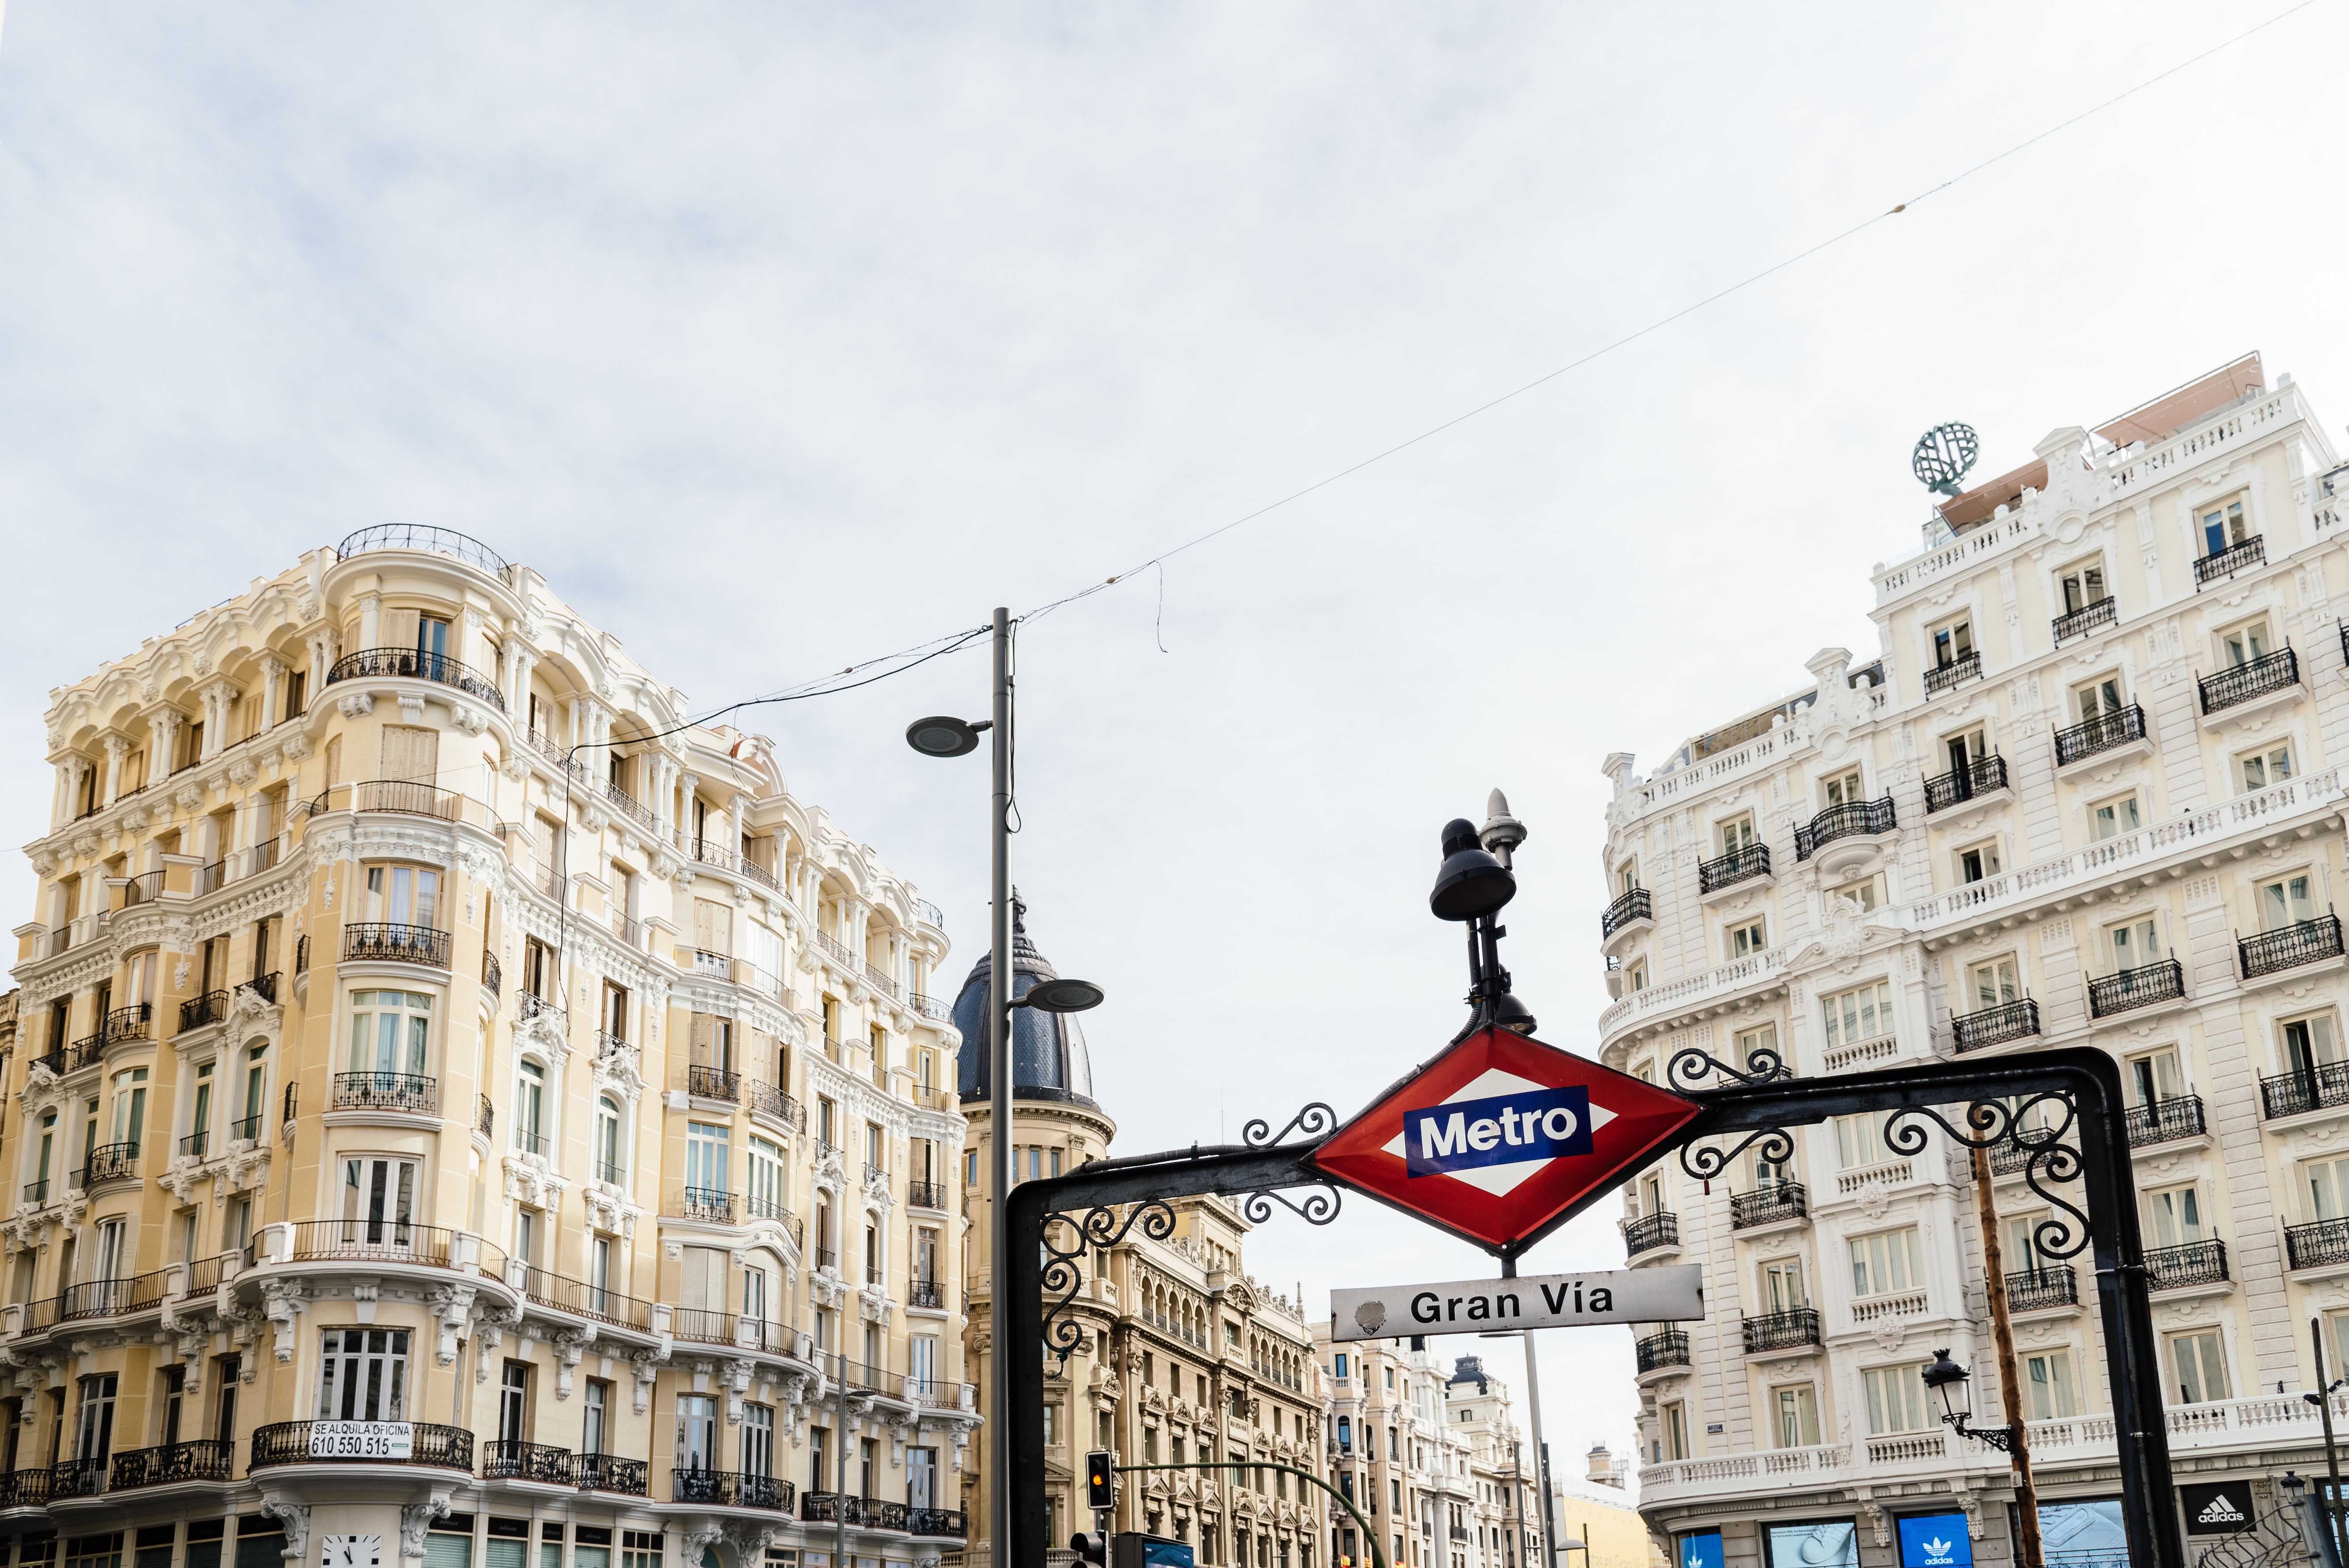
573,1453,649,1496
2126,1094,2207,1147
514,1265,656,1331
909,992,952,1021
326,647,508,712
1793,796,1896,863
1599,888,1651,941
119,870,165,910
804,1493,906,1529
2241,916,2345,980
1623,1211,1678,1257
481,952,502,999
910,1509,969,1539
179,990,228,1032
1697,844,1770,895
1924,754,2009,814
678,1187,735,1224
483,1440,575,1484
250,1420,474,1471
50,1458,105,1499
19,1180,46,1206
0,1468,49,1508
909,1279,945,1309
80,1142,139,1188
2054,703,2147,767
2088,959,2184,1018
1729,1182,1807,1230
1951,997,2039,1053
2199,646,2298,714
109,1439,234,1490
689,1064,741,1102
2147,1240,2229,1291
2264,1061,2349,1120
53,1268,169,1323
288,1219,460,1267
332,1072,439,1115
2051,596,2117,644
2287,1218,2349,1272
675,1469,796,1511
103,1002,152,1043
2194,534,2265,586
2004,1266,2078,1313
179,1128,211,1160
477,1096,494,1139
1741,1308,1821,1354
343,922,452,968
1923,651,1982,696
1634,1331,1690,1374
906,1179,948,1211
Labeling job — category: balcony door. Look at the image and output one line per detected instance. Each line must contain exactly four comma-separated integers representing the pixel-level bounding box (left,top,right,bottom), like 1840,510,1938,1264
1821,770,1864,810
318,1328,409,1421
2108,918,2159,975
2128,1049,2183,1108
350,991,432,1077
2060,562,2106,615
675,1394,717,1473
1944,729,1986,776
1757,1260,1805,1315
341,1157,418,1245
379,724,438,790
2258,874,2318,931
2284,1016,2341,1079
1718,817,1756,856
1967,958,2019,1012
498,1363,528,1444
108,1067,147,1149
2203,500,2249,556
365,865,439,929
2076,677,2124,724
909,1445,938,1510
2222,619,2270,667
2144,1184,2205,1248
2305,1157,2349,1223
74,1374,115,1469
743,1404,775,1477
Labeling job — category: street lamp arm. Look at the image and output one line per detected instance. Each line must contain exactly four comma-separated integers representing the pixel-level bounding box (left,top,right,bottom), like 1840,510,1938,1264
1113,1461,1384,1568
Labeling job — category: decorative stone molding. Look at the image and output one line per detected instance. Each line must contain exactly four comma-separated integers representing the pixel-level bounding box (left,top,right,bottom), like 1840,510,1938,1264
336,690,376,719
429,1285,477,1365
400,1499,453,1559
257,1499,310,1562
260,1279,307,1362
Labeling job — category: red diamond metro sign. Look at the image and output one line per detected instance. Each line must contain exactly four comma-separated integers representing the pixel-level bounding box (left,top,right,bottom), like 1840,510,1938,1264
1310,1026,1703,1252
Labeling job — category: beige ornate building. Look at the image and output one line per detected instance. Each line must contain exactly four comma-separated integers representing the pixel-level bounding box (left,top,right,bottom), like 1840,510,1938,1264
951,906,1327,1568
4,528,978,1568
1598,357,2349,1564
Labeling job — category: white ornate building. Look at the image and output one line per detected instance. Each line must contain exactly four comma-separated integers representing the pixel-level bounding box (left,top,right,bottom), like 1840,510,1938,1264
5,529,977,1568
1595,356,2349,1566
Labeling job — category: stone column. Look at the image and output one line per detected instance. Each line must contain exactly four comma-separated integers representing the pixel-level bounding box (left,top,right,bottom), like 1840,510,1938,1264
149,709,183,780
728,794,748,858
101,736,128,807
679,773,700,845
199,680,240,760
359,593,382,651
257,655,286,730
308,631,337,697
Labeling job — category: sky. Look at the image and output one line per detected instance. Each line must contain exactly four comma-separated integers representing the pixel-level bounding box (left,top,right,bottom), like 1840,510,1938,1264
4,1,2349,1478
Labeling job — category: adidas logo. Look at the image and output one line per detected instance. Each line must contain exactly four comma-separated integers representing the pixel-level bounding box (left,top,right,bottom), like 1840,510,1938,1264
2197,1494,2247,1526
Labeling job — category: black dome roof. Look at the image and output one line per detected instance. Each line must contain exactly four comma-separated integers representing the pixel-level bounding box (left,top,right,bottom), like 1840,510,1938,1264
952,892,1098,1108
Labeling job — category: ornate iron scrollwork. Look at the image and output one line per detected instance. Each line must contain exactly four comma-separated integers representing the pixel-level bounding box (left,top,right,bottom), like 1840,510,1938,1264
1668,1045,1789,1092
1039,1201,1177,1370
1243,1102,1336,1149
1885,1092,2091,1261
1679,1126,1795,1183
1241,1185,1342,1226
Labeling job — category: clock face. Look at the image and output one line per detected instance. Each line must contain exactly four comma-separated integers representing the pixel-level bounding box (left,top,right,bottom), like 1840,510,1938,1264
324,1537,384,1568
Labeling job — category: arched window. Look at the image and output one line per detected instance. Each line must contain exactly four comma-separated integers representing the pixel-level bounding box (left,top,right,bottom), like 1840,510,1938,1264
596,1096,622,1182
1336,1416,1351,1452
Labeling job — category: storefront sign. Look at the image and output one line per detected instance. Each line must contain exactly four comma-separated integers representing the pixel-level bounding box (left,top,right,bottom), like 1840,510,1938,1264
2181,1482,2254,1535
1895,1515,1972,1567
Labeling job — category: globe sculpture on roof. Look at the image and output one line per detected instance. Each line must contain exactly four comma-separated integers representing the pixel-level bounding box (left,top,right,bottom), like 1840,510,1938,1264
1911,422,1980,497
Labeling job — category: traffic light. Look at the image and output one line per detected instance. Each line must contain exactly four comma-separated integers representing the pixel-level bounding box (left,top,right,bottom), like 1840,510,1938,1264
1071,1534,1107,1568
1085,1450,1115,1510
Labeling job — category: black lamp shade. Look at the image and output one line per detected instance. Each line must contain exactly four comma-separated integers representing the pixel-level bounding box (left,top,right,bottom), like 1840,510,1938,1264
1430,817,1516,921
1492,992,1538,1036
1022,977,1105,1013
906,716,982,757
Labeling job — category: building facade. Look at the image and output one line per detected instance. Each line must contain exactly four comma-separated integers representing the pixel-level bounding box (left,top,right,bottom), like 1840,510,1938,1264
1596,356,2349,1565
4,529,978,1568
952,906,1328,1568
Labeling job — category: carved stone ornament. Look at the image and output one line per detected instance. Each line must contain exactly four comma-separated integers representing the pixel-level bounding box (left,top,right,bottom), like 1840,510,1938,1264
400,1498,453,1559
337,691,375,719
259,1498,311,1561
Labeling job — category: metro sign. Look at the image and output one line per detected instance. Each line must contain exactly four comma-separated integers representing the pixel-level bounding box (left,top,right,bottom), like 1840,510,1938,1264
1311,1026,1702,1252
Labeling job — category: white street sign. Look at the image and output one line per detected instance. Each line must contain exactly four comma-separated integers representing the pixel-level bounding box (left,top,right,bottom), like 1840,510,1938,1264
1329,1265,1702,1340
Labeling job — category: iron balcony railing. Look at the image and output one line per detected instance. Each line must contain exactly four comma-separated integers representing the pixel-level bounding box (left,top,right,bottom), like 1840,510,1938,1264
1793,797,1896,861
678,1187,734,1224
109,1439,234,1490
1924,651,1982,695
601,780,658,831
230,1112,263,1141
518,991,562,1026
675,1469,796,1511
343,922,452,968
180,990,229,1032
2051,596,2118,644
0,1467,50,1508
20,1180,46,1206
250,1420,474,1471
2088,959,2184,1018
103,1002,153,1043
1728,1182,1807,1229
1634,1330,1690,1374
49,1458,106,1499
2287,1218,2349,1272
338,522,511,577
1698,843,1770,894
909,991,951,1020
2126,1095,2206,1147
906,1179,948,1211
483,1440,574,1484
816,1247,839,1271
1951,997,2040,1053
1599,888,1651,940
909,1509,969,1539
2264,1061,2349,1120
477,1095,495,1138
803,1492,898,1527
573,1453,649,1495
295,934,309,974
2147,1239,2229,1290
312,779,471,822
332,1073,438,1115
2241,916,2345,980
1623,1212,1678,1256
326,647,507,712
2199,645,2298,714
81,1142,140,1188
56,1268,170,1321
289,1219,457,1267
2054,703,2146,766
670,1308,747,1346
516,1264,655,1330
1740,1308,1821,1353
1924,754,2008,813
746,1079,803,1128
2195,534,2265,586
689,1064,741,1102
481,952,502,999
909,1279,946,1309
180,1128,210,1159
2005,1266,2078,1312
119,870,166,909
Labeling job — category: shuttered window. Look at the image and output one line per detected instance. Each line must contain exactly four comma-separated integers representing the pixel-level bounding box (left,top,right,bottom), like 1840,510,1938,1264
423,1538,472,1568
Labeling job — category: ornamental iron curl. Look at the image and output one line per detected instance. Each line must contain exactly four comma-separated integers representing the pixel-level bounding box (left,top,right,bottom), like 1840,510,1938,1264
1241,1185,1343,1226
1885,1093,2093,1260
1679,1125,1795,1183
1668,1044,1789,1092
1039,1201,1176,1370
1244,1103,1337,1149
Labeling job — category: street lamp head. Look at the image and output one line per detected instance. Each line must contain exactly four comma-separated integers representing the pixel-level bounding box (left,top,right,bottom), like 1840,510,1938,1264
1018,977,1106,1013
905,715,991,758
1431,818,1516,922
2283,1470,2307,1506
1491,991,1539,1036
1920,1347,1970,1418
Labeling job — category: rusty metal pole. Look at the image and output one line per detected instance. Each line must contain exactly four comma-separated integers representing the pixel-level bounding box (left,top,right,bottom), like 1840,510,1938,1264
1972,1142,2044,1568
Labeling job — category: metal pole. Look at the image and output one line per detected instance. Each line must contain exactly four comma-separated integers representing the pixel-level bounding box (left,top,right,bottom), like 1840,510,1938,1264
1498,1258,1558,1568
1970,1142,2043,1568
838,1348,852,1568
2314,1317,2344,1554
989,606,1015,1568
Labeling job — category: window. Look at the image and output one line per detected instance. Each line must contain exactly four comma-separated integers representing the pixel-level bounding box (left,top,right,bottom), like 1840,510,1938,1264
318,1328,409,1420
2284,1014,2341,1076
2076,674,2125,723
677,1394,717,1473
2128,1048,2183,1107
686,1123,729,1195
189,1062,212,1156
1625,959,1648,992
242,1044,268,1135
2091,793,2140,841
1821,769,1865,809
748,1137,784,1218
1615,861,1640,897
498,1362,529,1442
340,1157,418,1243
595,1098,623,1183
515,1061,546,1154
1659,1401,1688,1461
73,1373,116,1472
1770,1385,1819,1448
1333,1353,1348,1380
2168,1330,2228,1404
1827,875,1879,911
1957,839,2001,883
1717,816,1757,855
2220,616,2270,667
2059,560,2108,615
2258,872,2317,929
1735,1023,1778,1077
107,1068,146,1150
2241,743,2295,792
1848,1228,1923,1297
744,1403,775,1477
2144,1183,2204,1247
2201,498,2250,556
1756,1259,1804,1313
2023,1351,2076,1420
1966,957,2019,1012
1833,1111,1887,1169
363,864,440,929
1820,981,1892,1054
1862,1363,1931,1434
2303,1156,2349,1221
349,991,433,1078
583,1380,609,1455
1942,727,1987,775
1725,919,1766,960
910,1445,939,1511
2108,917,2160,974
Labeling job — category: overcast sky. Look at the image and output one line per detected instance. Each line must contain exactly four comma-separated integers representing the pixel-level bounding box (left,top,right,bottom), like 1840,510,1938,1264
5,2,2348,1473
